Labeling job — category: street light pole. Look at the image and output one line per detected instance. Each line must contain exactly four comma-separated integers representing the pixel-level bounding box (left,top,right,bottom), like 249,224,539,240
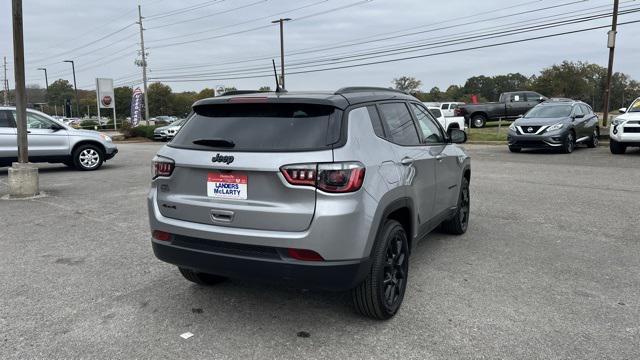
63,60,79,117
602,0,619,127
37,67,48,90
271,18,291,89
10,0,39,198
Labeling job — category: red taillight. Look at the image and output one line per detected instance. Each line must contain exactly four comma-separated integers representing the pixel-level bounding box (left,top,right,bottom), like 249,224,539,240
287,248,324,261
317,163,365,193
280,164,316,186
152,157,174,179
280,162,365,193
152,230,172,242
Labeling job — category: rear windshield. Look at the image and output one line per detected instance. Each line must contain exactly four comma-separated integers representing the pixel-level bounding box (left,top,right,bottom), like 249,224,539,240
171,103,340,152
525,105,572,118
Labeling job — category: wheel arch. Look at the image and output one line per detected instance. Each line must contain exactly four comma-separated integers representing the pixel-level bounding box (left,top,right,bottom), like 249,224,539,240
71,140,106,157
368,197,416,257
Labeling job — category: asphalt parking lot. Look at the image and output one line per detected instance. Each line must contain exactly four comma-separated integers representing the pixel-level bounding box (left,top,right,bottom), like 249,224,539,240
1,143,639,359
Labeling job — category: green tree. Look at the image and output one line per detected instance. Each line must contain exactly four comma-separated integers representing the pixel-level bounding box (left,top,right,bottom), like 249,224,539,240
392,76,422,92
46,79,74,108
196,88,216,100
147,82,173,117
171,92,197,117
114,86,133,119
258,86,272,92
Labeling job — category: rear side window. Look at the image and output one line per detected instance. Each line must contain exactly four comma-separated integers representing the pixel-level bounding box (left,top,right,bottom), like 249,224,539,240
428,108,443,118
440,104,448,110
172,103,340,152
573,105,584,116
377,102,421,146
366,105,385,138
0,110,15,128
580,104,592,114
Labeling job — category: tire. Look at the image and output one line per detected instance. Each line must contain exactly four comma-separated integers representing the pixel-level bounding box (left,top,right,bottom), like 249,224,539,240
178,267,227,285
352,219,409,320
440,176,470,235
561,131,575,154
72,144,104,171
508,146,521,153
471,114,487,128
609,139,627,154
586,128,599,148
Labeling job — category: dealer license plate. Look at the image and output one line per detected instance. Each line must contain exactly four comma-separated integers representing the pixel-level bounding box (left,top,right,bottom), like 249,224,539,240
207,172,247,200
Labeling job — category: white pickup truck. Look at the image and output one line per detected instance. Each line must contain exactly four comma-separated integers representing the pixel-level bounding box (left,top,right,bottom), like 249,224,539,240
426,106,466,134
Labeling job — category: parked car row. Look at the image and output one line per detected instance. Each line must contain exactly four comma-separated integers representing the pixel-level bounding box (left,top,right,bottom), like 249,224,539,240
153,118,186,141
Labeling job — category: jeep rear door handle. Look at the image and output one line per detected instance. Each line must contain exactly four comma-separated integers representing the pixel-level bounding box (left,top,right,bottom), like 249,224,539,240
435,154,446,162
400,157,414,166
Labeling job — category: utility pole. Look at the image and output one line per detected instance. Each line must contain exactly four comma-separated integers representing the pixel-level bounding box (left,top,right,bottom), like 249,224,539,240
271,18,291,89
2,56,8,105
10,0,39,198
602,0,619,127
37,67,48,90
63,60,79,117
137,5,150,125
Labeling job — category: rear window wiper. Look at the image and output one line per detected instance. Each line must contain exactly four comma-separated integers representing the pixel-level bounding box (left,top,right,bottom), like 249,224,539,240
192,138,235,148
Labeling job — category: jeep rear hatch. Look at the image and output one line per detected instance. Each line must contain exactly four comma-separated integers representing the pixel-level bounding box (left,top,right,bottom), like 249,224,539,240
156,102,342,232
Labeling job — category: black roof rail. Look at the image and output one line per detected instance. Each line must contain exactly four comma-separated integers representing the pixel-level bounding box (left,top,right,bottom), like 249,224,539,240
221,90,269,96
334,87,407,95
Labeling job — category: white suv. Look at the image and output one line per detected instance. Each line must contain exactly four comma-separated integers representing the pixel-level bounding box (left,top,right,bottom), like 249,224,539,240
610,97,640,154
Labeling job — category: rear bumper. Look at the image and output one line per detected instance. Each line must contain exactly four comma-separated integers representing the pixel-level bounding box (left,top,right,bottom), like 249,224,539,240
152,239,370,291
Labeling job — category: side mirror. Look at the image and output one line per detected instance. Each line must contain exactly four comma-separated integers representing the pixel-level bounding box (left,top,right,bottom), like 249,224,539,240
574,114,585,119
619,108,627,113
538,97,546,102
449,129,467,144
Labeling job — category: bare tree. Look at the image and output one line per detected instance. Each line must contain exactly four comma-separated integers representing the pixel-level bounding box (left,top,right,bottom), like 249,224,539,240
392,76,422,92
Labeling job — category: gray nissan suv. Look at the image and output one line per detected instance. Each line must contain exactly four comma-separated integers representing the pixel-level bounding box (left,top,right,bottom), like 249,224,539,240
148,88,471,319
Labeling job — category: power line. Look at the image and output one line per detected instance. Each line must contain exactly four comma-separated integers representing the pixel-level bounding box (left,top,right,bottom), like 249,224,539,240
149,0,269,29
147,0,603,73
150,3,637,79
149,19,640,82
147,0,331,44
28,23,136,66
145,0,226,21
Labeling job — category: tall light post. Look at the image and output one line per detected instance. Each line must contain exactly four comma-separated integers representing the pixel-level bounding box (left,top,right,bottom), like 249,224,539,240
271,18,291,89
63,59,79,117
37,67,48,90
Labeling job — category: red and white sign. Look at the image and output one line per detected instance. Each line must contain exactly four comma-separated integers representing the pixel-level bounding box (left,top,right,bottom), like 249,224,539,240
207,172,247,200
96,78,115,109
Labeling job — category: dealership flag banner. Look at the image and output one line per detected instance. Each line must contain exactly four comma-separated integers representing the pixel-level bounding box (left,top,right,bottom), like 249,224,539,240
96,78,116,129
130,87,144,127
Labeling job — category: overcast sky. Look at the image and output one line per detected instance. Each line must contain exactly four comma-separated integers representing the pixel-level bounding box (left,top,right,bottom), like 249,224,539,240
2,0,640,94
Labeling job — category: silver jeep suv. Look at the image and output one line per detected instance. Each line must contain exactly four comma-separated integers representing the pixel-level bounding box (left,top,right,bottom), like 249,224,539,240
148,88,471,319
0,107,118,170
